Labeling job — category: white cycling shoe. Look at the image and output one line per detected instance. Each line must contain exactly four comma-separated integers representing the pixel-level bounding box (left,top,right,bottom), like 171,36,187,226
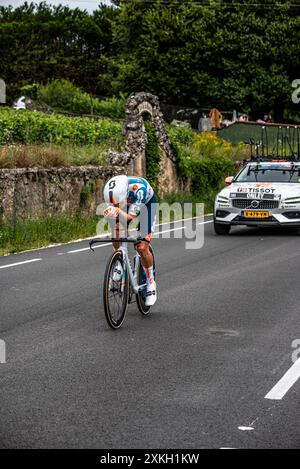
145,280,157,307
112,260,123,282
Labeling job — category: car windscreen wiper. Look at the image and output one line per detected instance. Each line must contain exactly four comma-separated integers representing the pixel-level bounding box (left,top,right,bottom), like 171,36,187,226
288,166,300,182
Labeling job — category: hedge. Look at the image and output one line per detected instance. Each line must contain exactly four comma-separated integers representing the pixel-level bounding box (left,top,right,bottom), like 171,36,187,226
0,107,123,146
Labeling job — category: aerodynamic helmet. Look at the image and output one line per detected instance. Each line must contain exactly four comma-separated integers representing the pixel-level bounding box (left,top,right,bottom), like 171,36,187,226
103,175,128,205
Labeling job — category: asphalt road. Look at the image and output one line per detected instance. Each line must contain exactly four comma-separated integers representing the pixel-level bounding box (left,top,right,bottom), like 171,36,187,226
0,216,299,449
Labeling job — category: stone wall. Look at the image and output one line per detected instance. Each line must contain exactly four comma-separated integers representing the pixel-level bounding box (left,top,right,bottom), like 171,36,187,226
0,92,187,222
0,166,123,222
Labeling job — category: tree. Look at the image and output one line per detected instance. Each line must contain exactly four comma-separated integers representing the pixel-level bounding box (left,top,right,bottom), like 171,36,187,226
103,0,300,120
1,0,299,120
0,2,118,102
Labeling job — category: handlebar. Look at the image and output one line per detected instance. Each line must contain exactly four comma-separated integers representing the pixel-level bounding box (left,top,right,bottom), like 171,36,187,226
89,237,142,251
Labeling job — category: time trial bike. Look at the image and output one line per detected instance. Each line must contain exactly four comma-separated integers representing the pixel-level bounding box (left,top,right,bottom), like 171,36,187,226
89,237,156,330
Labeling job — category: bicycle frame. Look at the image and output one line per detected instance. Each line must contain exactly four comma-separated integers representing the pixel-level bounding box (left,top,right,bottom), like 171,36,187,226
119,242,147,294
89,237,147,294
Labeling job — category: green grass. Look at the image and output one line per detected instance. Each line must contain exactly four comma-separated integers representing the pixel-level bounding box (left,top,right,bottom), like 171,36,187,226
0,213,100,256
161,191,217,218
0,194,216,255
0,143,112,168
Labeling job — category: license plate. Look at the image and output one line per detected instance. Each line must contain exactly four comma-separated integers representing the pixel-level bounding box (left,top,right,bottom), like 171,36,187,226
242,211,269,218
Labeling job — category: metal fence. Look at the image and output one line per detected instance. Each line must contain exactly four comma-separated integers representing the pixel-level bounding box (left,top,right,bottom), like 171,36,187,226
218,122,300,160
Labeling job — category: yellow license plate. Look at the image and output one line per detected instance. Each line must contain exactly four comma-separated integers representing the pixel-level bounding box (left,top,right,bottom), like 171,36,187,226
242,211,269,218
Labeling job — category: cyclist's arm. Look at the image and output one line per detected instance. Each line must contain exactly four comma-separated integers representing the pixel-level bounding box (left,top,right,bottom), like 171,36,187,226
103,205,136,223
117,203,142,224
118,209,135,224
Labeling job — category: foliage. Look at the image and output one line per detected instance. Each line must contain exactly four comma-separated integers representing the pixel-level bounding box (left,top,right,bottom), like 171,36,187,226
1,1,299,120
20,83,40,100
167,124,240,199
0,2,118,103
144,119,160,193
0,212,99,255
162,190,218,215
0,107,123,146
104,0,299,121
0,144,109,168
37,80,127,118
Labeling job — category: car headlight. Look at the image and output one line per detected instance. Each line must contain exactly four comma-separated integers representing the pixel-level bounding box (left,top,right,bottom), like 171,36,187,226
216,195,230,207
282,197,300,207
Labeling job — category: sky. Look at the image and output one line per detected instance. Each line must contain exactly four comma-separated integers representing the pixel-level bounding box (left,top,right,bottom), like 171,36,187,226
0,0,113,14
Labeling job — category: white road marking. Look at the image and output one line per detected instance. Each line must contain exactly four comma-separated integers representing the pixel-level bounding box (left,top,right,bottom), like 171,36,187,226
238,426,254,431
68,243,111,254
156,219,213,236
67,218,214,252
0,216,214,260
265,357,300,400
1,214,214,257
0,258,42,269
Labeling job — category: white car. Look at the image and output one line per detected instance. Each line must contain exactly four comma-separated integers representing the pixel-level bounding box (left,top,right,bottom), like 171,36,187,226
214,160,300,234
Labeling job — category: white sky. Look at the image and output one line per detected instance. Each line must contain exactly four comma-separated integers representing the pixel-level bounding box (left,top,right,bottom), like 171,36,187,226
0,0,113,14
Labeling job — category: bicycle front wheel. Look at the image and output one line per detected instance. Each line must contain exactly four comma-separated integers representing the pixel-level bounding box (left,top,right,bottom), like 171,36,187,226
103,250,129,329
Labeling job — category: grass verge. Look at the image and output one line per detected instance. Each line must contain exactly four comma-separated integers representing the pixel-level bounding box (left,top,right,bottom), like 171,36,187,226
0,144,113,168
0,212,100,256
0,196,214,256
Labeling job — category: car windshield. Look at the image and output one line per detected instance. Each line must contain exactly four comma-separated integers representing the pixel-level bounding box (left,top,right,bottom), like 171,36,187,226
235,163,300,183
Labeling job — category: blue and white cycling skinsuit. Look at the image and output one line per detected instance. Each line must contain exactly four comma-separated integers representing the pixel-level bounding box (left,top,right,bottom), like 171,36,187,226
110,177,157,241
127,177,157,241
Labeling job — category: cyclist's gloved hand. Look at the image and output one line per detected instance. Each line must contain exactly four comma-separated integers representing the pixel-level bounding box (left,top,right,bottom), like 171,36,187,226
103,206,120,218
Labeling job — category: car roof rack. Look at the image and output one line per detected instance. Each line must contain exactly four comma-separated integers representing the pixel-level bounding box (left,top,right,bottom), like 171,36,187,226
244,125,300,163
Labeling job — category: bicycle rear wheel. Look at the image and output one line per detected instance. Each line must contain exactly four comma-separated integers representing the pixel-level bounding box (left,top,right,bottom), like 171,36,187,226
103,250,129,329
136,245,155,316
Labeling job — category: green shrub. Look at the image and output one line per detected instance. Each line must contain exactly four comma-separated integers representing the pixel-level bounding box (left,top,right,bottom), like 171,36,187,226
144,120,160,193
0,107,123,146
37,80,127,118
20,83,40,100
93,95,128,119
167,122,195,150
167,123,238,201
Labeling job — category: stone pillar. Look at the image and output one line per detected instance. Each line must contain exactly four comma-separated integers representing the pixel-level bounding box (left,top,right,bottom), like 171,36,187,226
108,92,179,192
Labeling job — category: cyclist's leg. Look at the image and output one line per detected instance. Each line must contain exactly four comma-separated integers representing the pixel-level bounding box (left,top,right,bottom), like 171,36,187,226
135,239,153,271
135,194,156,269
135,238,156,305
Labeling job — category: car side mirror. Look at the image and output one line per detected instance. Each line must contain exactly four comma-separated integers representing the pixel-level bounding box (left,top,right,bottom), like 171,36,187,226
225,176,234,185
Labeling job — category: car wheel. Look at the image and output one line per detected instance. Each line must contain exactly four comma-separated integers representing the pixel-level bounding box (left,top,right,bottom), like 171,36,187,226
214,219,231,235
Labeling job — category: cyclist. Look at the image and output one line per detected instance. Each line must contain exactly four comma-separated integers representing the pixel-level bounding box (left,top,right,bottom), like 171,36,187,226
103,175,157,306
